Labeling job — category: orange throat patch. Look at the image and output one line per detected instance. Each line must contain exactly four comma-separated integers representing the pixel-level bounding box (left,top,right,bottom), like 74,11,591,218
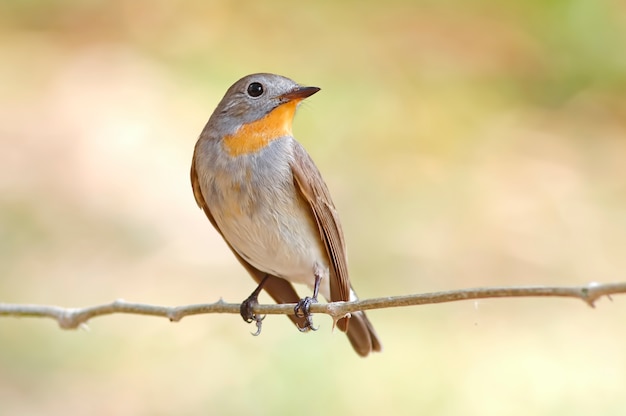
223,100,298,157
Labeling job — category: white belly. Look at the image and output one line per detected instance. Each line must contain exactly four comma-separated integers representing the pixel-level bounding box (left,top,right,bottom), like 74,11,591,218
210,167,331,299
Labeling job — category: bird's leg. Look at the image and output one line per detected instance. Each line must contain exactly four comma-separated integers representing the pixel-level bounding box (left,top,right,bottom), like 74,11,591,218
240,274,270,336
294,268,323,332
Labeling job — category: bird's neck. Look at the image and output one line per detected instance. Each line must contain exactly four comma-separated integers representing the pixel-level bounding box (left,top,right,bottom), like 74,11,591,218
223,101,297,157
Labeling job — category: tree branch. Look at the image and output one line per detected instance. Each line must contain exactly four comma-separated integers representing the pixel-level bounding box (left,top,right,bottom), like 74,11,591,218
1,282,624,330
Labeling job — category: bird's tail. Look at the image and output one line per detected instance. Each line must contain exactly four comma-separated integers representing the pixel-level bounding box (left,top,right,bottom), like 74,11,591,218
338,310,382,357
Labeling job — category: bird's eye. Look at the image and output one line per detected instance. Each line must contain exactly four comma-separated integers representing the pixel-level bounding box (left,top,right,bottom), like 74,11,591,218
247,82,264,97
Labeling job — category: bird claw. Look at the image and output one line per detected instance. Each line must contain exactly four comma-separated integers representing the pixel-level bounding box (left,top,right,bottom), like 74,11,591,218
294,296,318,332
240,295,265,336
250,314,265,336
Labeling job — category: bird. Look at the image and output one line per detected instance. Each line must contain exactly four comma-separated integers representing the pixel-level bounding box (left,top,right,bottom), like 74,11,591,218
190,73,381,356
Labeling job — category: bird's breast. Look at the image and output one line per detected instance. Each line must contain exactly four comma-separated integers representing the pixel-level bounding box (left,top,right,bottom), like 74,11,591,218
198,137,328,287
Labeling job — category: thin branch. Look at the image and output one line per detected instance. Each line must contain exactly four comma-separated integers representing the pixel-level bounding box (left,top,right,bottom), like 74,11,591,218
1,282,624,330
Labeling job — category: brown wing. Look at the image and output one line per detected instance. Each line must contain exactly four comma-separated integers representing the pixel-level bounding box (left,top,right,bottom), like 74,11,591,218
191,151,308,328
289,142,351,304
289,145,383,353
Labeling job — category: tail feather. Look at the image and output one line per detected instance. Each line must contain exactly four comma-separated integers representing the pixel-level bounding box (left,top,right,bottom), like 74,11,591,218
341,311,382,357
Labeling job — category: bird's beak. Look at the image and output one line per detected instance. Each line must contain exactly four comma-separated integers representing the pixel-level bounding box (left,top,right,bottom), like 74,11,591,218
279,86,321,102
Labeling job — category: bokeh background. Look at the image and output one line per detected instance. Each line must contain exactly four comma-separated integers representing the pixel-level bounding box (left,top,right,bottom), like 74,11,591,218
1,0,626,415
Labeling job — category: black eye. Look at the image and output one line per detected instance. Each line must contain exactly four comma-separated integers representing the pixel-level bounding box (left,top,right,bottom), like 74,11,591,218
247,82,264,97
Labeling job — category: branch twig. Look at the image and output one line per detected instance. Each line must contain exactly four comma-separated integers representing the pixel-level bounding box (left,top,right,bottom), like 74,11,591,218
1,282,624,329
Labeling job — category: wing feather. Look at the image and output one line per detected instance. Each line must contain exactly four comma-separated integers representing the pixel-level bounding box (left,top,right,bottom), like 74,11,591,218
289,142,351,303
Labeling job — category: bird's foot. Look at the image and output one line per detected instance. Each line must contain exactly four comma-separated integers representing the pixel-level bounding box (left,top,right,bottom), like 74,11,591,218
294,296,318,332
240,295,265,336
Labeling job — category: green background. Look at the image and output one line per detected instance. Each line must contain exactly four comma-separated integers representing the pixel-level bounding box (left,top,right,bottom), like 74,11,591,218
1,0,626,415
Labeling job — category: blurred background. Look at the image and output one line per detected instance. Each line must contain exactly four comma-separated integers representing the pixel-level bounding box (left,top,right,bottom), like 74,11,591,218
1,0,626,414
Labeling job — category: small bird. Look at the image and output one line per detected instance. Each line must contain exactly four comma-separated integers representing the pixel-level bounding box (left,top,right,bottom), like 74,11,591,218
191,73,381,356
